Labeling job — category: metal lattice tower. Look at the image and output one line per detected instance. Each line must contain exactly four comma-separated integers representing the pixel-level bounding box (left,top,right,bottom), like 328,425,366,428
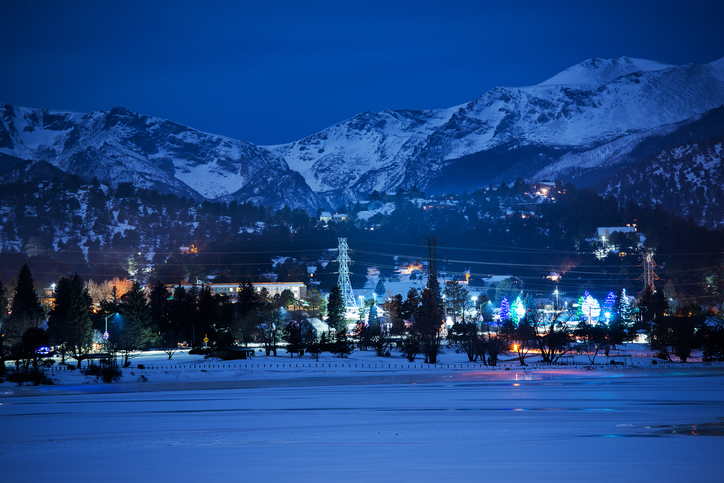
426,236,438,287
336,238,357,309
640,250,661,293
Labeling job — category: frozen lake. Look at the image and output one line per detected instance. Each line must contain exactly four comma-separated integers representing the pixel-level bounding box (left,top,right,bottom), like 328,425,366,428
2,367,723,481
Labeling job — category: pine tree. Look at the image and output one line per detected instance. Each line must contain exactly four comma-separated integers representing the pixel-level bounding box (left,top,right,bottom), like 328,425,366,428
500,297,510,322
50,274,92,367
8,265,45,347
115,282,155,367
401,287,421,323
417,287,444,364
331,327,353,358
149,280,175,358
326,285,346,333
65,282,94,369
386,294,405,335
375,278,386,298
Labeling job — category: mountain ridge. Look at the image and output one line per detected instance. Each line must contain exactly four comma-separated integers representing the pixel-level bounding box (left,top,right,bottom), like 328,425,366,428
1,56,723,214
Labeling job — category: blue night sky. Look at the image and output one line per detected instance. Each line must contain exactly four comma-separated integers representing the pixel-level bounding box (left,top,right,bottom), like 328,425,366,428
1,0,722,145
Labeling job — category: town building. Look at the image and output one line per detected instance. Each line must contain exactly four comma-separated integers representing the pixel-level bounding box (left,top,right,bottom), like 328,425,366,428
167,281,307,300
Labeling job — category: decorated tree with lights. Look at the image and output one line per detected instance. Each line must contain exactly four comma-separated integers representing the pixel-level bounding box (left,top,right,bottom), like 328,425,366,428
577,291,601,322
500,297,510,322
511,296,526,324
603,291,616,323
609,288,633,345
615,288,632,323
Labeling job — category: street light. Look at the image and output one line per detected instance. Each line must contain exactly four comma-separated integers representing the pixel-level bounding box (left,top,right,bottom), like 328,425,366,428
554,287,559,312
103,313,117,353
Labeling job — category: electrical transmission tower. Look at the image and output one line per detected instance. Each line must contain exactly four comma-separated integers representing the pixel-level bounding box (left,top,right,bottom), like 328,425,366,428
640,250,661,293
336,237,357,309
424,236,443,313
425,236,439,287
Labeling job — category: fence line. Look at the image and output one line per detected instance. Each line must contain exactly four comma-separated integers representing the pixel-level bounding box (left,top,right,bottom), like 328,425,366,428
43,359,709,372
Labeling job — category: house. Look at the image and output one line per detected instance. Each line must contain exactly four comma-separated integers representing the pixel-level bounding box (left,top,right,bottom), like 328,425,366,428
596,226,638,244
304,318,331,337
167,281,307,301
319,211,332,223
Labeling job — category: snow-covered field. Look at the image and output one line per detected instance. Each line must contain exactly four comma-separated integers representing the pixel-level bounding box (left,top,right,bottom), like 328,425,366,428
2,348,723,482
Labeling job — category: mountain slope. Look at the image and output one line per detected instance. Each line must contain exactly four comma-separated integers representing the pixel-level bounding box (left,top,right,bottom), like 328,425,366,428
0,104,319,208
1,56,723,215
600,134,724,228
269,57,724,199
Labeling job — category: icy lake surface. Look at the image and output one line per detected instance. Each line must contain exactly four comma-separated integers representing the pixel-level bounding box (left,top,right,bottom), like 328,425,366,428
2,367,723,482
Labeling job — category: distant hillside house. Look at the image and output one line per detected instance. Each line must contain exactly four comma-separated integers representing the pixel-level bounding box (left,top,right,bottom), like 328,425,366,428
596,226,638,244
168,282,307,300
363,200,384,211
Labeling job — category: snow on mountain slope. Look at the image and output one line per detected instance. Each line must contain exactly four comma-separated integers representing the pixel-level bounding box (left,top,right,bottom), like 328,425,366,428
600,134,724,227
0,104,318,207
264,57,724,197
539,57,672,87
1,56,723,213
268,107,459,193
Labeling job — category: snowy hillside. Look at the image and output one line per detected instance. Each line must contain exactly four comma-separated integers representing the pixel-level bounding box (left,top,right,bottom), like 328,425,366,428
1,56,724,213
538,57,673,87
269,57,724,199
600,134,724,227
0,105,319,208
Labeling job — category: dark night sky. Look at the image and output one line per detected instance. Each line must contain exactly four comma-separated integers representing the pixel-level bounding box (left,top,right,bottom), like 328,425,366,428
1,0,722,145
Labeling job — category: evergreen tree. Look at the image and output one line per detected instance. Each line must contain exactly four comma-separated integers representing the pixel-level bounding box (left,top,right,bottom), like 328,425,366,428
375,278,386,298
115,282,155,367
237,280,260,319
443,279,471,325
331,327,353,358
197,286,220,347
168,285,195,348
326,285,346,333
386,294,405,335
417,287,444,364
7,265,45,349
65,282,94,370
149,281,175,359
499,297,510,322
401,288,421,324
49,274,92,366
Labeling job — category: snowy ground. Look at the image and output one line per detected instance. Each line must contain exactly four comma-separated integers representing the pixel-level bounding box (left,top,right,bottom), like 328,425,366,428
2,348,723,481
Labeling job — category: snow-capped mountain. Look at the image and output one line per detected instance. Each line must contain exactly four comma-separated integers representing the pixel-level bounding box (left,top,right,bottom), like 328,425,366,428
0,105,319,208
271,56,724,199
1,56,723,212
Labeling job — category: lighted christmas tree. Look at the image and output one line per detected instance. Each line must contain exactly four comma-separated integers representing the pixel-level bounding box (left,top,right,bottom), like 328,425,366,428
581,292,601,322
603,291,616,322
500,297,510,321
615,288,631,322
511,296,525,323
